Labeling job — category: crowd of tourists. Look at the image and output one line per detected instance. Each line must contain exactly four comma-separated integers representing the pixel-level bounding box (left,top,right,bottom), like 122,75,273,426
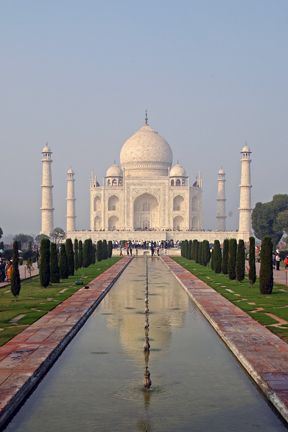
0,259,13,282
113,240,180,256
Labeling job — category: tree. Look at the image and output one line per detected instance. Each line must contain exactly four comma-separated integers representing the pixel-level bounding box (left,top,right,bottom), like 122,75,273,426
198,242,203,265
13,234,34,250
59,244,69,279
228,239,237,280
248,236,256,285
103,240,108,260
40,238,50,287
74,239,79,270
192,240,198,261
35,233,49,245
213,240,222,273
11,241,21,296
0,227,3,239
259,236,273,294
65,239,74,276
78,240,83,267
222,239,229,274
83,239,90,267
202,240,211,266
194,240,199,263
50,227,66,244
92,243,96,263
252,194,288,247
236,240,245,282
187,240,192,260
50,243,60,283
108,241,113,258
97,240,103,261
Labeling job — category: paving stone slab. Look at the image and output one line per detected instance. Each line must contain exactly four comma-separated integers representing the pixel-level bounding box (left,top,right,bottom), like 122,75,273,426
0,257,132,429
162,256,288,424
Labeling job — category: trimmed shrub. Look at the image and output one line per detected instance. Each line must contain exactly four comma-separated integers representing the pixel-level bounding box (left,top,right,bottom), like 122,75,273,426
83,239,90,267
97,240,103,261
40,238,50,288
236,240,245,282
11,241,21,296
92,243,96,263
50,243,60,283
213,240,222,273
65,238,74,276
59,244,69,279
248,236,256,285
194,240,199,263
228,239,237,280
198,242,203,265
103,240,108,260
222,239,229,274
74,239,79,270
259,236,273,294
78,240,83,268
108,241,113,258
192,240,198,261
202,240,211,266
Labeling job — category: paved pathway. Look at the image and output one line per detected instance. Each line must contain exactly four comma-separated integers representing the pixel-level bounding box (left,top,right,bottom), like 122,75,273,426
162,256,288,424
0,257,132,429
0,264,39,289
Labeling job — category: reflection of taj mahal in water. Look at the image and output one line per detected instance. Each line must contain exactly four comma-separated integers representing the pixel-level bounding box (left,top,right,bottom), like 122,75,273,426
40,116,252,242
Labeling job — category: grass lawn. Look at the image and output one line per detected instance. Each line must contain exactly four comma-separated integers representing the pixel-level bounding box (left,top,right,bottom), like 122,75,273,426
0,257,120,347
173,257,288,343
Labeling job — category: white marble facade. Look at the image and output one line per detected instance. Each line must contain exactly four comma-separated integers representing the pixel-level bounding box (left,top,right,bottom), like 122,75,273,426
89,123,203,233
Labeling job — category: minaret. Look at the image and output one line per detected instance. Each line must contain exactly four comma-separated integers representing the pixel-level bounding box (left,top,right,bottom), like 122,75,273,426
239,144,252,235
41,144,54,235
66,168,76,233
216,168,226,231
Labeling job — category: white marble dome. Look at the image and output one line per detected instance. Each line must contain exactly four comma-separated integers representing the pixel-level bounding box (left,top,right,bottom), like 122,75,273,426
106,163,123,177
42,143,51,153
241,144,251,153
120,124,173,176
170,163,186,177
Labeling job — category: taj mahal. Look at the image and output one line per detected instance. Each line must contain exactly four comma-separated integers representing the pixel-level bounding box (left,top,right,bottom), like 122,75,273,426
40,117,252,243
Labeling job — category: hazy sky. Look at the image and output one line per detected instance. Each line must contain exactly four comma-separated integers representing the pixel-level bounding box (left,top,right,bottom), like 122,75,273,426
1,0,287,236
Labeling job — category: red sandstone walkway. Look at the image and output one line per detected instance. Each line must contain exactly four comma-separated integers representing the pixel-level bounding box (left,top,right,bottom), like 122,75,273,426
0,257,132,429
162,256,288,424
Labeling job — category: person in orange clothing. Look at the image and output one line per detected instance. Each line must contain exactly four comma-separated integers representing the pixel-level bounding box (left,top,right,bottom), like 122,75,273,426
284,255,288,269
5,261,13,282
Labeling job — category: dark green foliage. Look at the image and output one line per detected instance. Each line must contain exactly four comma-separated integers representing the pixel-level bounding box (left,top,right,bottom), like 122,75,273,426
213,240,222,273
102,240,108,260
222,239,229,274
192,240,198,261
252,194,288,247
259,236,273,294
11,241,21,296
50,243,60,283
228,239,237,280
65,238,74,276
108,241,113,258
202,240,211,266
59,244,69,279
83,239,90,267
187,240,192,260
210,248,214,270
97,240,103,261
78,240,83,268
194,240,199,263
236,240,245,282
248,237,256,285
74,239,79,270
39,238,50,288
198,242,203,265
92,244,96,263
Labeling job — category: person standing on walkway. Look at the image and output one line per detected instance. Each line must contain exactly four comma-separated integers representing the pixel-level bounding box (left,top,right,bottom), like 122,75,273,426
284,255,288,269
275,253,281,270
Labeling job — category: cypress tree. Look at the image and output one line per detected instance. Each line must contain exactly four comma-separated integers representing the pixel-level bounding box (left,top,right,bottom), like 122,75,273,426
97,240,103,261
50,243,60,283
210,248,215,270
198,242,203,265
259,236,273,294
213,240,222,273
222,239,229,274
188,240,192,260
236,240,245,282
83,239,90,267
184,240,188,258
202,240,211,266
194,240,199,263
40,238,50,288
92,243,96,263
228,239,237,280
108,241,113,258
248,236,256,285
78,240,83,268
11,241,21,296
74,239,79,270
59,244,69,279
65,238,74,276
192,240,197,261
103,240,108,260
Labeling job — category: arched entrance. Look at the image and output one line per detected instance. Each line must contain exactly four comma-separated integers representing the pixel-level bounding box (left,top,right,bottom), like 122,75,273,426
133,193,159,230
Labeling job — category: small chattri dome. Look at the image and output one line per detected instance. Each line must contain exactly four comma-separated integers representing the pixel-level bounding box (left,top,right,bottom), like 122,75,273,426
42,143,51,153
218,167,225,175
241,144,251,153
67,168,74,174
170,163,186,177
106,163,123,177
